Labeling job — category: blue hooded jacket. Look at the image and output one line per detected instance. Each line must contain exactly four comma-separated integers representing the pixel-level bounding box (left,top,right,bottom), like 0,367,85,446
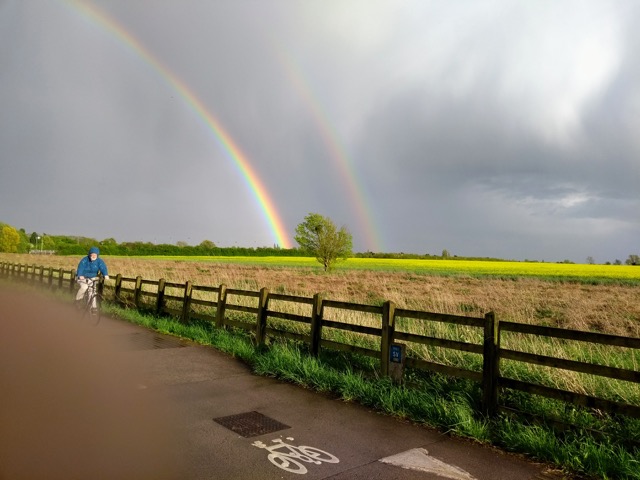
76,247,108,278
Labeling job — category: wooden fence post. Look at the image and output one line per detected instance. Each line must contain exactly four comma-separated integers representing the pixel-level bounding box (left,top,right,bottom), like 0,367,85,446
381,300,396,377
482,311,500,417
31,264,37,282
134,276,142,307
70,271,76,292
310,293,324,357
215,284,227,328
58,268,64,289
181,281,192,324
114,274,122,305
156,278,166,315
47,267,53,287
255,288,269,347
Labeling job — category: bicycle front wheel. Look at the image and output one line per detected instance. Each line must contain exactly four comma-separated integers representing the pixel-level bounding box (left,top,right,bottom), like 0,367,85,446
92,294,102,325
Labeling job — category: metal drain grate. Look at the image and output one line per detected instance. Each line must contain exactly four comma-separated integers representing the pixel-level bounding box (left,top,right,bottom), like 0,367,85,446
213,411,290,438
117,332,189,351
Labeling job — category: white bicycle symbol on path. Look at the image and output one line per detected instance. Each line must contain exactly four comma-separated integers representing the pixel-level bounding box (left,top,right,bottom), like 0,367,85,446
252,437,340,474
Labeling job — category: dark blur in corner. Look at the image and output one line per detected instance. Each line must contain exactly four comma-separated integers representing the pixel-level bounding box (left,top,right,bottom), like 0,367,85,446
0,286,186,480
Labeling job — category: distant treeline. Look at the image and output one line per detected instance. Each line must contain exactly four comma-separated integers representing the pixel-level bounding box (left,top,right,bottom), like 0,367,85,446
52,239,500,260
354,251,511,262
17,231,498,260
57,242,307,257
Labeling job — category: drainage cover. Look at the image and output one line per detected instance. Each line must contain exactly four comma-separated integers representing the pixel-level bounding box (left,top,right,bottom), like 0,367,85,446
213,411,290,438
117,332,189,351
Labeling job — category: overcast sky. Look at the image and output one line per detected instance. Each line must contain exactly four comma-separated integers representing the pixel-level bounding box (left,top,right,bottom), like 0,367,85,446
1,1,638,262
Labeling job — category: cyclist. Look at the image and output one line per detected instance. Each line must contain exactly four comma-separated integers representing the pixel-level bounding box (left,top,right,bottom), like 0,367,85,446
75,246,109,314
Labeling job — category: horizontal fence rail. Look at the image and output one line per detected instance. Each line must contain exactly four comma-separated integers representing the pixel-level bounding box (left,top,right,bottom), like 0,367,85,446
2,261,639,429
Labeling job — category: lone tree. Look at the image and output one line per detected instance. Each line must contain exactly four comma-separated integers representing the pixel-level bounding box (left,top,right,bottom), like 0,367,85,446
295,213,353,271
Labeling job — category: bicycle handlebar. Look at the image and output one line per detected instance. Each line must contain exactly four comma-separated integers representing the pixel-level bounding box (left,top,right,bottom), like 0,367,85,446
77,275,109,283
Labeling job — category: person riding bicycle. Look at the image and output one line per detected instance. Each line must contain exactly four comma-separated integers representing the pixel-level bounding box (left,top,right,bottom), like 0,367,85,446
75,246,109,313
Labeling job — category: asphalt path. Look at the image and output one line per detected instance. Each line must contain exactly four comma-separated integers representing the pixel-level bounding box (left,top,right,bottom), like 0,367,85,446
0,287,570,479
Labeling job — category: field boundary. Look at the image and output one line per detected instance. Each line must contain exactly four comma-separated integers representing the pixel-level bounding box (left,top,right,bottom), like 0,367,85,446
3,261,639,428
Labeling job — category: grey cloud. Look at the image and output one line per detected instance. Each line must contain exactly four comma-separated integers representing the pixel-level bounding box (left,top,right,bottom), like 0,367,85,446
1,0,638,260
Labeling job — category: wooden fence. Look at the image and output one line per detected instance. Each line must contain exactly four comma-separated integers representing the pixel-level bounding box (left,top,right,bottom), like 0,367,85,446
2,261,639,427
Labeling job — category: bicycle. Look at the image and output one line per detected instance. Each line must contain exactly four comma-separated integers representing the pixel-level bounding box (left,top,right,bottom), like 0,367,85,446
77,277,103,325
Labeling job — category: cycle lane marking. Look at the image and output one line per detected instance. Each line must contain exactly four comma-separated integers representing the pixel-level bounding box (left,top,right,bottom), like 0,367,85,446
252,436,339,475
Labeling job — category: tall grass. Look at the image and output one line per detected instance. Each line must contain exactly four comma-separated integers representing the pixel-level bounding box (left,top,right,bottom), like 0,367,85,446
3,253,638,337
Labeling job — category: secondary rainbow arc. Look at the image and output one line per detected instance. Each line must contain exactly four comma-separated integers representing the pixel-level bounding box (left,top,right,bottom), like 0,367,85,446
273,46,383,252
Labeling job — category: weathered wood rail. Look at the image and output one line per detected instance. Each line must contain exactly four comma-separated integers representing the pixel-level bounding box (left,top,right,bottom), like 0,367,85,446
2,261,639,427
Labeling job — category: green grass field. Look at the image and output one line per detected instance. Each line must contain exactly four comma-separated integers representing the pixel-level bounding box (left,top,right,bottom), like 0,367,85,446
127,255,640,281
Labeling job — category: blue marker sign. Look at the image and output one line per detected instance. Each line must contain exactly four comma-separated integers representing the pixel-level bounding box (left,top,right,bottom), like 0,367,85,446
390,344,402,363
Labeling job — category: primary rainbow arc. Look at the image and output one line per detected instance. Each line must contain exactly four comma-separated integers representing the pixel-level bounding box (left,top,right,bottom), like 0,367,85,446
66,0,291,248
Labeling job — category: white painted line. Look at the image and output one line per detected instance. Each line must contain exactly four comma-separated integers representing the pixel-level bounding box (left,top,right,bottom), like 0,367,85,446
380,448,477,480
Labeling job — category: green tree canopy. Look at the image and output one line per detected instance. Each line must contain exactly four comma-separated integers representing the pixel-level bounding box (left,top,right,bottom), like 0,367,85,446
294,213,353,271
0,224,21,253
199,239,217,249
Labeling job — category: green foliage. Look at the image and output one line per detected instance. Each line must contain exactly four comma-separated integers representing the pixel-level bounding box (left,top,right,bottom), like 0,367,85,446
294,213,353,271
34,235,302,257
0,224,20,253
17,229,30,253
